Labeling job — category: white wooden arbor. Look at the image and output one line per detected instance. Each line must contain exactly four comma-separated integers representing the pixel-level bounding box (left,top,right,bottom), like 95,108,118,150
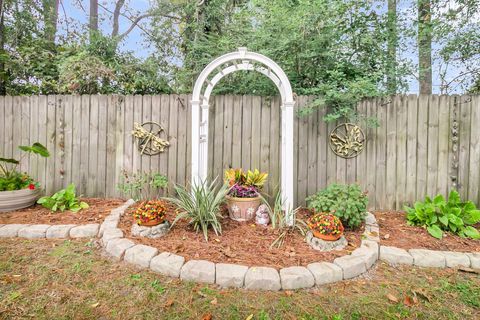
191,47,296,224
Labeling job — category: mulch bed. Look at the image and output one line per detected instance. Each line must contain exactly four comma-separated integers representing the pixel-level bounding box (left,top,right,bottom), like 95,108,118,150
375,211,480,252
0,198,124,225
119,204,364,269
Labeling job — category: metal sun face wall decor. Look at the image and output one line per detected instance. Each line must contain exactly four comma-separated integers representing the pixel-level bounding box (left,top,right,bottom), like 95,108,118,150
329,123,365,158
132,122,170,156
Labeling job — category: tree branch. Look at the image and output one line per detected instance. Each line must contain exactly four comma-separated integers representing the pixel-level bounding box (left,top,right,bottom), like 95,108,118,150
111,0,125,37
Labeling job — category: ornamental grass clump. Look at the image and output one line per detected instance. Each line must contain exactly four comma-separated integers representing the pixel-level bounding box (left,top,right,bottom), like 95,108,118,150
133,200,168,226
307,212,344,239
166,179,228,241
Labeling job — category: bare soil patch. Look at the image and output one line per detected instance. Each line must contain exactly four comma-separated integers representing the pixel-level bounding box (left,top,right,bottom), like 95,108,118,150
119,204,364,269
0,198,124,225
375,211,480,252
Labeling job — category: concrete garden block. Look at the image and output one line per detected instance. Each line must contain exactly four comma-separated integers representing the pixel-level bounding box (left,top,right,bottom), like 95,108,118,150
442,252,471,268
99,220,118,237
69,224,99,238
105,238,135,260
180,260,215,284
365,212,378,226
215,263,249,288
466,253,480,269
46,225,76,238
18,224,50,238
351,246,377,269
409,249,446,268
244,267,281,291
101,228,124,245
150,252,185,278
0,224,30,237
124,244,158,269
279,266,315,290
306,262,343,285
365,224,379,234
380,246,413,265
334,255,367,279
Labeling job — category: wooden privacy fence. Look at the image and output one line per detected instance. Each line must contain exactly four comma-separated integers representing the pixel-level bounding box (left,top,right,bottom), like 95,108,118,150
0,94,479,210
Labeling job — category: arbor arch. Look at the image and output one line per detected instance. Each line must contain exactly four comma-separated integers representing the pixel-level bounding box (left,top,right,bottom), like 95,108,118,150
191,47,295,223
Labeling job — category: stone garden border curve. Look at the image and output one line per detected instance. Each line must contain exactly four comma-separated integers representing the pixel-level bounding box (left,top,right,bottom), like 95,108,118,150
1,200,479,290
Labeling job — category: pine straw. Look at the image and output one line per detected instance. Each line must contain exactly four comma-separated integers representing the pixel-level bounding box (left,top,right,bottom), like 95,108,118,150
119,203,364,269
0,198,124,225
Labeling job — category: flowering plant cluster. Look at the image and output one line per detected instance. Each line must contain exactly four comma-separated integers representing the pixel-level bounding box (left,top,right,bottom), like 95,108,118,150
224,168,268,198
132,200,168,225
307,212,344,235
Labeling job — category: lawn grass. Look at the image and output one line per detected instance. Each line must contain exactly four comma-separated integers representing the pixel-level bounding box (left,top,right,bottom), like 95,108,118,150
0,238,479,319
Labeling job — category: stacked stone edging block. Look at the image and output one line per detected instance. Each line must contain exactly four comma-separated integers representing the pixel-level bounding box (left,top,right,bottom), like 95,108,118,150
2,202,479,291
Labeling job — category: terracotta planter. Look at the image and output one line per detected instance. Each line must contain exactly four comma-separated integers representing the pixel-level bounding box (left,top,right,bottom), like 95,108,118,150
0,188,41,212
312,230,343,241
226,195,262,222
137,218,165,227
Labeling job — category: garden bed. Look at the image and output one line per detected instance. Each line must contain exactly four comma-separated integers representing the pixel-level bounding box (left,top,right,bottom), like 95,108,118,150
119,204,364,269
375,211,480,252
0,198,124,225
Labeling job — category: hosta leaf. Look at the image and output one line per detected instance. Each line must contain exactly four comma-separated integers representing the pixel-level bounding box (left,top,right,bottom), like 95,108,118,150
464,226,480,239
448,214,463,226
448,190,461,205
427,225,443,239
0,157,19,164
464,210,480,225
438,215,449,226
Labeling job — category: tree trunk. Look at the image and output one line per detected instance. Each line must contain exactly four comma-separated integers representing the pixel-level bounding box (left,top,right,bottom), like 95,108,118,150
89,0,99,41
386,0,397,94
43,0,59,45
418,0,432,94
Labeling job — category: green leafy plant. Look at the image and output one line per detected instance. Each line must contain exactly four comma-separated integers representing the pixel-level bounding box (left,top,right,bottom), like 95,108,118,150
405,190,480,239
306,184,368,229
37,183,89,213
0,142,49,191
117,170,168,201
166,179,228,242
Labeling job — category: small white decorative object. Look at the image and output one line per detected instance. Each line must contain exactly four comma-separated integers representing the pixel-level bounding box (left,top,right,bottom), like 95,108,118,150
255,204,270,226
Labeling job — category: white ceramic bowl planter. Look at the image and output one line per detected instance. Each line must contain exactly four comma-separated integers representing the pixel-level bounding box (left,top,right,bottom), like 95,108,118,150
0,188,41,212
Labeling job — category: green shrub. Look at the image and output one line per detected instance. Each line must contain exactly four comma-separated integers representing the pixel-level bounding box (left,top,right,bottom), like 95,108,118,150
306,183,368,229
37,183,89,212
116,170,168,200
405,190,480,239
165,180,228,242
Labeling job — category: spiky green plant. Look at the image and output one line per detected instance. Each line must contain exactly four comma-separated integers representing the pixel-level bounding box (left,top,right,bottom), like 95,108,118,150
166,180,228,242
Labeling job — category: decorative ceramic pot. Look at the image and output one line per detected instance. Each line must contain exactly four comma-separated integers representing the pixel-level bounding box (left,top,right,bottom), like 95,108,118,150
312,230,343,241
138,218,165,227
226,195,262,222
0,188,41,212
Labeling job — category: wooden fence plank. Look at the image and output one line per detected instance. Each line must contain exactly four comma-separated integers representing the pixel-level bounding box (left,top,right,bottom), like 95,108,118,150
437,95,450,197
45,95,57,195
213,95,224,180
385,96,397,209
231,95,242,168
416,94,429,201
297,95,309,205
260,96,271,195
307,96,318,197
19,96,30,173
405,95,418,205
365,98,377,209
87,95,99,196
54,95,65,191
395,95,407,209
96,95,107,197
142,95,153,175
63,95,73,189
28,96,39,181
468,96,480,203
3,96,13,158
222,95,234,171
316,101,327,192
0,97,4,157
167,94,178,191
375,98,387,209
110,95,122,197
427,95,440,198
251,96,262,171
159,95,170,178
458,95,472,199
269,96,280,193
241,95,252,169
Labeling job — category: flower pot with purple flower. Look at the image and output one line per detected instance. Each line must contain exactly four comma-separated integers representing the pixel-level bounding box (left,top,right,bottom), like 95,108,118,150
224,168,267,222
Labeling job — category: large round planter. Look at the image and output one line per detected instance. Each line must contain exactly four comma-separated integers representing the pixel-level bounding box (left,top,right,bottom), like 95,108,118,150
226,195,262,222
312,230,343,241
137,218,165,227
0,188,41,212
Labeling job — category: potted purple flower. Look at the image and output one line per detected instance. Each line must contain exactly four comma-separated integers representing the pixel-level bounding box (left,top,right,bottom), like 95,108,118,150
224,168,267,221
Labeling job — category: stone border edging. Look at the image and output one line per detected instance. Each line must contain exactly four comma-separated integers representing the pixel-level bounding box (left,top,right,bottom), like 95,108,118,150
2,202,479,290
100,203,383,291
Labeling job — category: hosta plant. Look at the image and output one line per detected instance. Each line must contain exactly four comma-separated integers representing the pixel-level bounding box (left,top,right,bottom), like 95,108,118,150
117,169,168,200
306,183,368,228
37,183,89,212
133,200,168,225
224,168,267,198
166,179,228,241
405,190,480,239
0,142,49,191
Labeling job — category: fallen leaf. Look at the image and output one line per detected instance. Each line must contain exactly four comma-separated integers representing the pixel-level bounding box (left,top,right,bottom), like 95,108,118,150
284,290,294,297
458,267,480,274
214,238,221,242
383,233,390,239
403,295,417,307
222,246,237,258
201,313,212,320
210,298,217,305
245,315,254,320
90,302,100,308
164,298,174,308
412,289,431,302
387,293,399,303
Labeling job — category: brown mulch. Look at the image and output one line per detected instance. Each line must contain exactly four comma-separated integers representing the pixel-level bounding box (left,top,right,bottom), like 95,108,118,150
375,211,480,252
119,204,364,269
0,198,124,225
